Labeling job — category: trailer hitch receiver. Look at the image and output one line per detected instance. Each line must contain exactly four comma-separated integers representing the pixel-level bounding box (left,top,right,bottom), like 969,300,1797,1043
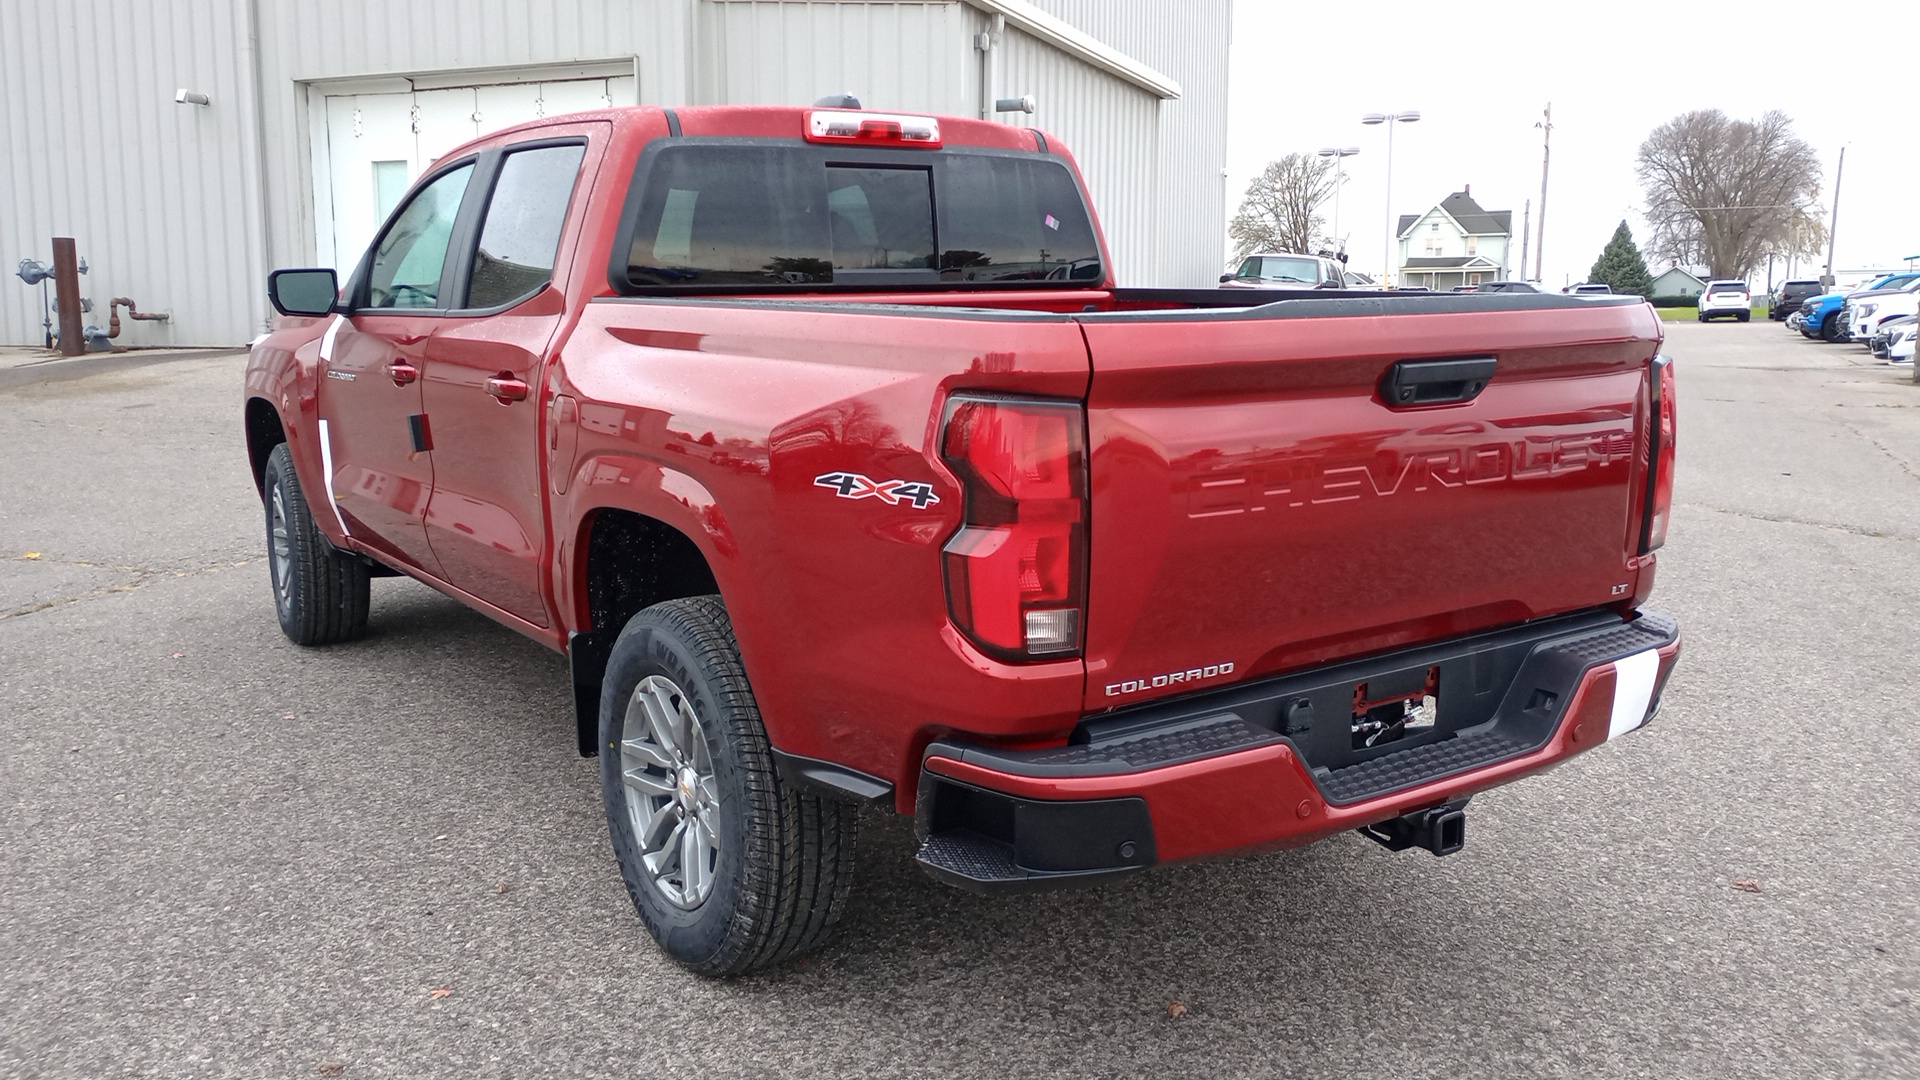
1358,803,1466,857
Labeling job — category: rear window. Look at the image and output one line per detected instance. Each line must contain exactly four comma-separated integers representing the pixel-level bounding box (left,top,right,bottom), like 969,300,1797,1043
618,143,1102,290
1710,281,1747,289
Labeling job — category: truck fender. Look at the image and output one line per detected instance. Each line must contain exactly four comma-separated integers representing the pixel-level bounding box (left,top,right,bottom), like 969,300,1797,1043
558,452,762,756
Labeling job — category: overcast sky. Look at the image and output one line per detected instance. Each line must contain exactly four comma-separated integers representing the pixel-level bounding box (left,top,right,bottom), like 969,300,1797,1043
1225,0,1920,289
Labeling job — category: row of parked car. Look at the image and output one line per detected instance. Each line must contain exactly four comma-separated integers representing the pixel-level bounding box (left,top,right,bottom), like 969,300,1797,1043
1779,273,1919,364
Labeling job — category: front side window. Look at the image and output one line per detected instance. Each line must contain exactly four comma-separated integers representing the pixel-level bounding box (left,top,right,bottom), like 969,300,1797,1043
466,143,588,309
366,163,473,309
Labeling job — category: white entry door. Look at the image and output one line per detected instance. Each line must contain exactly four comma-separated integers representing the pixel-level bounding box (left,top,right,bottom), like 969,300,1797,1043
317,75,635,271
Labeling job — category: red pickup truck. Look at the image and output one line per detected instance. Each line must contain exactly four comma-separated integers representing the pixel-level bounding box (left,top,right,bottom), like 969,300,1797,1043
245,103,1681,976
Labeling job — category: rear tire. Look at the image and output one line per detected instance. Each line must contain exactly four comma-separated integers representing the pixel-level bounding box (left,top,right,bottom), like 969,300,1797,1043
1737,311,1750,322
599,596,857,977
1697,313,1708,322
262,443,369,645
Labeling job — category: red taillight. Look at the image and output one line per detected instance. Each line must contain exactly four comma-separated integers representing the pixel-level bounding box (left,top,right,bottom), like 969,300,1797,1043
1641,355,1676,552
805,110,942,147
940,396,1087,659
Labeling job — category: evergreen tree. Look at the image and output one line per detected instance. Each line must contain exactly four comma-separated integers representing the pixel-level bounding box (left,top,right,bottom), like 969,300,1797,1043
1588,221,1655,296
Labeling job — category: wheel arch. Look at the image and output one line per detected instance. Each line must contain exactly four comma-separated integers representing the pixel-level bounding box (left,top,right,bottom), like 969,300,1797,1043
567,504,725,756
245,396,287,499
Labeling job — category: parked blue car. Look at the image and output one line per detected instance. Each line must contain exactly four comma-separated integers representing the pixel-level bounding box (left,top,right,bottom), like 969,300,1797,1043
1802,272,1920,341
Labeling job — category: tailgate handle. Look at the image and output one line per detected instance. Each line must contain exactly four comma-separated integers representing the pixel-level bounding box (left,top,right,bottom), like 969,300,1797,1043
1380,357,1497,407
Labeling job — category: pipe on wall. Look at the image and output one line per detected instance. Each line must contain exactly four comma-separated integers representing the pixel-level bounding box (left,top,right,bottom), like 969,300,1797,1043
106,297,171,338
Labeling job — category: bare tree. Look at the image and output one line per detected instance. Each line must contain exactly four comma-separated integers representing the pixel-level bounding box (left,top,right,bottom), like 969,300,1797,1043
1636,109,1825,280
1228,154,1336,264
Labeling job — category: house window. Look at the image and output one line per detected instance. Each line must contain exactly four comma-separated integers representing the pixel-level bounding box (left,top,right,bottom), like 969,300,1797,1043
1426,236,1442,255
1430,222,1440,232
1467,236,1477,255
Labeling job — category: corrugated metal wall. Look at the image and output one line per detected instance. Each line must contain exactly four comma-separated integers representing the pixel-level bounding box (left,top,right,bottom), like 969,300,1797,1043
1026,0,1232,286
0,0,268,348
698,1,974,115
984,17,1161,287
0,0,1228,345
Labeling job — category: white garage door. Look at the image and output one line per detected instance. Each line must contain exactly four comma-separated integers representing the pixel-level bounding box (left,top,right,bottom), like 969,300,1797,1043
317,75,635,270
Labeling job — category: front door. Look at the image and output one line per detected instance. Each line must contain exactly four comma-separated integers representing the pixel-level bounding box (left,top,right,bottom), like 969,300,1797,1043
422,138,595,627
317,160,477,575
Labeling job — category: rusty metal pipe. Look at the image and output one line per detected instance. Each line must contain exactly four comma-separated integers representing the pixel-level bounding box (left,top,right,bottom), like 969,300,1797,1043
107,297,169,338
52,238,83,356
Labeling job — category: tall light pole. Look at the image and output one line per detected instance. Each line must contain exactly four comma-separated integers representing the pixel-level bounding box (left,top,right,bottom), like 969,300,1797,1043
1316,146,1360,254
1823,146,1845,286
1534,103,1552,283
1362,111,1421,287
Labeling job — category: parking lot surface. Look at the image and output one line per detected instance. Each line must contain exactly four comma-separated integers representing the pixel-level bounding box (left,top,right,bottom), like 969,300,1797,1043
3,325,1916,1079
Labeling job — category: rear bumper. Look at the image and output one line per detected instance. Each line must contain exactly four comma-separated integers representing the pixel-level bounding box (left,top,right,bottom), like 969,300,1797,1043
915,609,1681,893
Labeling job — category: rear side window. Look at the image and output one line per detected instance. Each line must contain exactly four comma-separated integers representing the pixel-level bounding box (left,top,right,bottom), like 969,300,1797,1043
620,144,1101,290
466,143,587,309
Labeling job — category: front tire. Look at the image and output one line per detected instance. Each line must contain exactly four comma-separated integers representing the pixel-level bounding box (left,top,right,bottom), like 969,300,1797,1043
599,596,857,977
1822,313,1843,342
262,443,369,645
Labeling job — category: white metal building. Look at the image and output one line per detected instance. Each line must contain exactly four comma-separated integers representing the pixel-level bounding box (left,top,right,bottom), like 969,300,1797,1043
1,0,1230,347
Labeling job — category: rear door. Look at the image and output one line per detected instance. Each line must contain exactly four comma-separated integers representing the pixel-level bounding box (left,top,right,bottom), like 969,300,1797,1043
421,129,601,626
1076,298,1662,710
318,160,478,574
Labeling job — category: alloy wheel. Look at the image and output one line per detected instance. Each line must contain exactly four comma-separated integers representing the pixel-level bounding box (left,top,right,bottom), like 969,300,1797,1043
269,483,293,614
619,675,722,909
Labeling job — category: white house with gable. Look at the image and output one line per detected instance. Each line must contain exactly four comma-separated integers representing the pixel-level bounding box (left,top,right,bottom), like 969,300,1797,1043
1396,187,1512,290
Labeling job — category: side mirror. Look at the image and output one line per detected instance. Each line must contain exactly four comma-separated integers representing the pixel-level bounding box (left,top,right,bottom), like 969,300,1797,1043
1219,274,1233,283
268,268,340,317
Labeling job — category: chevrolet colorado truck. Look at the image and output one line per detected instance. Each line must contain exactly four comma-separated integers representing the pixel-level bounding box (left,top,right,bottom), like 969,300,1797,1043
245,103,1682,976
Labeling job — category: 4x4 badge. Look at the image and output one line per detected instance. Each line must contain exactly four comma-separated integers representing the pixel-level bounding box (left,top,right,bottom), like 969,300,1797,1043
814,472,940,508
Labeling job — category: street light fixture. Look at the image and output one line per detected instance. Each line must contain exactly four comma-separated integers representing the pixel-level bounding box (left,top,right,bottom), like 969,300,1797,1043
1361,110,1421,287
1316,147,1360,255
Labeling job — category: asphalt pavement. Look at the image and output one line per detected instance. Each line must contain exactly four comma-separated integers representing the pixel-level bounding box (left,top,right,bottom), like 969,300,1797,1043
2,326,1916,1079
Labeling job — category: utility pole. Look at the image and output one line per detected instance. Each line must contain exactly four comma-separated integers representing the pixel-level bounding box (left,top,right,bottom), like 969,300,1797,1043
1822,146,1844,287
1518,198,1532,281
1534,104,1552,283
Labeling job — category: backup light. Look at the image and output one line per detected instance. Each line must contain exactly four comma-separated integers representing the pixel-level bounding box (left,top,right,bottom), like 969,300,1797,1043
805,110,942,147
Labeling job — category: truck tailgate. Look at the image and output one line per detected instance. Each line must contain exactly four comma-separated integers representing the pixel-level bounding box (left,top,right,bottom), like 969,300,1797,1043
1078,297,1662,710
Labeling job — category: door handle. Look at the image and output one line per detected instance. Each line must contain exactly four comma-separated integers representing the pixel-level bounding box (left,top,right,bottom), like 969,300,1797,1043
386,362,419,386
484,375,530,403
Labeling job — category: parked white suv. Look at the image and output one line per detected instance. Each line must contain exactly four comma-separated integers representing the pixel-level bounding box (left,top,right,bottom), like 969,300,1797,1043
1698,280,1752,322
